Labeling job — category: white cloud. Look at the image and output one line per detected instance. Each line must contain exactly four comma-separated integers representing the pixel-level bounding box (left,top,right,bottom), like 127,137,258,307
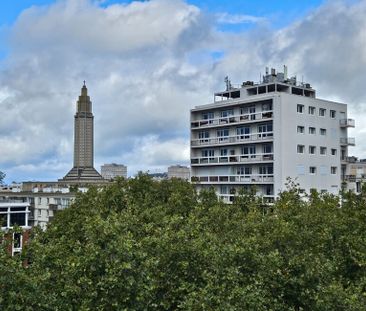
1,0,366,182
216,12,265,25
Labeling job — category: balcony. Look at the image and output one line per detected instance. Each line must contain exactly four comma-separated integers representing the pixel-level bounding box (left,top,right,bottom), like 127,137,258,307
191,174,274,184
340,118,355,128
340,137,355,146
191,153,274,165
219,194,275,204
191,132,273,147
191,111,273,129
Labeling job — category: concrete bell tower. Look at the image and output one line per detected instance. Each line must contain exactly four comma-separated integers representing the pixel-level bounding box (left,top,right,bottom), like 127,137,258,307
62,82,103,181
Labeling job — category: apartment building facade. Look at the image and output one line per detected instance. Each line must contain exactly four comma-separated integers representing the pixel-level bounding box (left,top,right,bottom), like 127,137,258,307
190,68,355,202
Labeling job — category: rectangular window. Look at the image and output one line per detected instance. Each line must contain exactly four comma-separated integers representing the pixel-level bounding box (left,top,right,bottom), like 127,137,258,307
258,123,273,138
297,126,305,134
297,104,304,113
320,147,327,155
202,112,214,120
220,149,228,156
309,166,316,174
12,233,22,256
308,106,315,115
262,102,272,111
263,144,272,154
330,110,336,118
297,145,305,154
202,149,215,157
309,146,316,154
241,145,256,158
297,165,305,175
319,108,326,116
320,128,327,135
259,164,273,175
331,166,337,174
237,166,252,175
236,126,250,139
217,129,229,141
220,110,233,118
309,127,316,134
331,148,337,156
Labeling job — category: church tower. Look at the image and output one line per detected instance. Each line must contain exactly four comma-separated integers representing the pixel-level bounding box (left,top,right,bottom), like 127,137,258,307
62,82,103,181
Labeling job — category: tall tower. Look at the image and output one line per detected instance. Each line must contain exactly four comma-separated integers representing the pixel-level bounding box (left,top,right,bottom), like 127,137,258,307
62,82,103,181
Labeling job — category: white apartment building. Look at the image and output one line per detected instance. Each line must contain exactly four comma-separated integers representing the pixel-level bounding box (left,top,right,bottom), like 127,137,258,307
101,163,127,180
190,67,355,203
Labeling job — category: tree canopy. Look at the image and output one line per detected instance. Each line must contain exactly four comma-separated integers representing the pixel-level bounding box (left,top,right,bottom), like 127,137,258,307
0,171,5,185
1,175,366,310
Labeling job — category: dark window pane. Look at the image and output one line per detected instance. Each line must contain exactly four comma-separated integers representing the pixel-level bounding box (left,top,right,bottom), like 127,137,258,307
10,213,26,226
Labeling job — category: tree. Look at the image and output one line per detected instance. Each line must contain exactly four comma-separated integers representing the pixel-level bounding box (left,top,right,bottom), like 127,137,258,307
1,176,366,310
0,171,5,185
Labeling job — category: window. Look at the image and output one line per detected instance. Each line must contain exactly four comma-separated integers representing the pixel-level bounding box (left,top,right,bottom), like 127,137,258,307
309,127,316,134
202,149,214,157
308,106,315,115
38,209,42,217
237,166,252,175
309,166,316,174
331,166,337,174
297,165,305,175
199,131,209,141
263,144,272,154
297,126,305,134
319,108,326,116
320,147,327,155
331,148,337,156
297,104,304,113
202,112,214,120
38,197,41,204
236,126,250,139
241,145,256,158
240,106,256,120
220,109,233,118
297,145,305,153
259,165,273,175
258,123,273,137
220,149,228,156
309,146,316,154
320,128,327,135
217,129,229,141
262,102,272,111
12,233,22,256
330,110,336,118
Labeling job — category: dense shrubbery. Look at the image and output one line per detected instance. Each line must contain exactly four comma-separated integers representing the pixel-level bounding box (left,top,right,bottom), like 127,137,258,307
1,175,366,310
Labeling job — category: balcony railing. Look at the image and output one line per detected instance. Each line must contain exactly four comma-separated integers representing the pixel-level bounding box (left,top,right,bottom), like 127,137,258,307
340,137,356,146
191,111,273,129
191,174,274,184
219,194,275,204
191,153,274,165
191,132,273,147
340,118,355,128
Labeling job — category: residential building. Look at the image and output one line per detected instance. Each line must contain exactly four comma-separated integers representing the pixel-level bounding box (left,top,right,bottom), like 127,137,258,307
190,66,355,203
0,201,31,256
344,157,366,193
168,165,190,180
101,163,127,180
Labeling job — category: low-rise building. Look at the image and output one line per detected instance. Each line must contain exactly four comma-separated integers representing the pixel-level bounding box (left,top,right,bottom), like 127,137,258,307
101,163,127,180
168,165,190,180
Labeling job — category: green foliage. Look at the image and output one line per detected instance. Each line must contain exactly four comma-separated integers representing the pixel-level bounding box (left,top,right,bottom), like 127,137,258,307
0,171,5,185
1,176,366,310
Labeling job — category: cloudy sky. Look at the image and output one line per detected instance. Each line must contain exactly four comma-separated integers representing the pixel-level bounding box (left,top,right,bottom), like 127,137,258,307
0,0,364,182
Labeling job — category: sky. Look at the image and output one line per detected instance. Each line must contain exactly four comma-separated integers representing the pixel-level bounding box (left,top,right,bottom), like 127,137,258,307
0,0,364,183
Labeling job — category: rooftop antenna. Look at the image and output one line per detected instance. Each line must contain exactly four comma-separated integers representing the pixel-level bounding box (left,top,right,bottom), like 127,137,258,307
284,65,288,80
224,76,231,91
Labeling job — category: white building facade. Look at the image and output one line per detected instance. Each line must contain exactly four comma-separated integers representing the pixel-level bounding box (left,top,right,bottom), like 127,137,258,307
168,165,190,180
101,164,127,180
190,68,355,203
